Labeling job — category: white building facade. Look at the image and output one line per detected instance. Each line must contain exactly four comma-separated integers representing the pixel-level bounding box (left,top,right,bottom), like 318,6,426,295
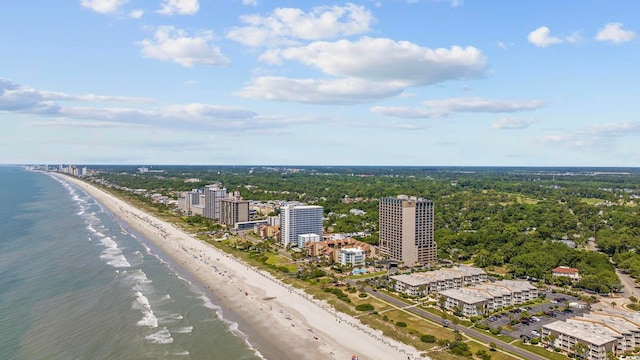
279,204,323,247
338,248,366,267
204,184,227,220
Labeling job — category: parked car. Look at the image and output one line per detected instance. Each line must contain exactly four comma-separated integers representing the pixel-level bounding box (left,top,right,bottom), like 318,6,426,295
531,330,540,337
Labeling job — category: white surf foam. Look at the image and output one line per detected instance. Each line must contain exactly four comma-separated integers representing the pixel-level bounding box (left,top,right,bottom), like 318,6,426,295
160,313,184,322
133,291,158,328
198,294,222,312
99,237,131,268
173,326,193,334
145,328,173,344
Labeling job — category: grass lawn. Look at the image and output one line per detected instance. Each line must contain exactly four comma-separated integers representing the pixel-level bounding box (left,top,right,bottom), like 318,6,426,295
580,197,606,205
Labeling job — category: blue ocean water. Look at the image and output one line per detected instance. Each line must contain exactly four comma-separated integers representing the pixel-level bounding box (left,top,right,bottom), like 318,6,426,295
0,166,261,360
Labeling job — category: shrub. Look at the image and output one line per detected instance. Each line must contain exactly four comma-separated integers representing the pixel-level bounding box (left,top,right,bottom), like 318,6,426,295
489,327,501,335
476,349,492,360
396,321,407,328
323,287,351,303
358,293,368,298
420,334,436,343
355,303,374,312
449,341,471,357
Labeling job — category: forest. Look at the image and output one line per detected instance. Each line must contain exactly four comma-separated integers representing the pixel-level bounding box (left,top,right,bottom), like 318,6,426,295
91,165,640,294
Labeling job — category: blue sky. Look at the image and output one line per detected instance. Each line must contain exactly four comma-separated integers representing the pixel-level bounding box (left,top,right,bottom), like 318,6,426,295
1,0,639,166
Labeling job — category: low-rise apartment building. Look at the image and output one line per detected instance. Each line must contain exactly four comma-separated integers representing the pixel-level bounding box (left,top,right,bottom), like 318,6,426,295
437,280,538,317
542,311,640,359
391,267,488,297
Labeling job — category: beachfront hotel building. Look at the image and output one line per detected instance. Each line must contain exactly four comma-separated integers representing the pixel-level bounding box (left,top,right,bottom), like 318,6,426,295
338,247,366,267
220,197,250,227
391,266,487,297
204,183,227,220
437,280,538,317
279,204,323,247
379,195,436,266
178,189,202,214
306,238,376,263
297,233,321,248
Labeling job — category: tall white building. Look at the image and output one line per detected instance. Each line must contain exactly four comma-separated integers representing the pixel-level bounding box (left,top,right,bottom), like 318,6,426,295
204,183,227,220
379,195,436,266
279,204,323,247
178,189,202,214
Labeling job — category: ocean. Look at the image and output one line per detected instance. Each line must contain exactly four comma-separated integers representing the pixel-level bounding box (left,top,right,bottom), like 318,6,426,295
0,166,262,360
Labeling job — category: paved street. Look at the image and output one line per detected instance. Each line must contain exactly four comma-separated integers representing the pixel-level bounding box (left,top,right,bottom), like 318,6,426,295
367,289,549,360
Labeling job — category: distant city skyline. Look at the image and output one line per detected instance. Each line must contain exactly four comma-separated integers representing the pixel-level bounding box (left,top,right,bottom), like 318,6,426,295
1,1,639,166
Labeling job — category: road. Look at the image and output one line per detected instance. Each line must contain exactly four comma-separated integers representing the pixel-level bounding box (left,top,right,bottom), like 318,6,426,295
587,238,638,303
366,289,548,360
616,269,640,300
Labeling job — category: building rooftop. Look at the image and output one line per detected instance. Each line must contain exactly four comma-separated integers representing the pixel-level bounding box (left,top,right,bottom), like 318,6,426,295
552,266,579,274
441,266,487,277
493,280,538,292
471,284,512,298
543,319,621,346
391,267,487,286
439,288,492,304
581,312,640,334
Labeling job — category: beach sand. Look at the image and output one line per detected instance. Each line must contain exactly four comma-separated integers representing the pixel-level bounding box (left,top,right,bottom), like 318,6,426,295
58,174,421,360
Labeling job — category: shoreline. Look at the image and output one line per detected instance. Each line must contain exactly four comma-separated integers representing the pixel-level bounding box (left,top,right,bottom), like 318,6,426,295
55,173,421,360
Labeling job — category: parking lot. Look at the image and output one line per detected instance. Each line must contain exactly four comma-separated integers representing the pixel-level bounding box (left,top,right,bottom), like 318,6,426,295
479,291,589,341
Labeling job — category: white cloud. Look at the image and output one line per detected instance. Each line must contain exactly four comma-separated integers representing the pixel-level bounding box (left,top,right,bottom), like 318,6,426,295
422,97,545,114
595,23,636,44
158,0,199,15
565,31,582,44
128,9,144,18
541,121,640,149
264,37,486,87
1,78,316,133
0,79,151,114
372,97,544,119
370,106,437,119
491,116,538,130
541,134,574,143
527,26,564,47
235,76,403,104
80,0,129,14
227,3,374,47
496,41,513,50
580,121,640,135
137,26,229,67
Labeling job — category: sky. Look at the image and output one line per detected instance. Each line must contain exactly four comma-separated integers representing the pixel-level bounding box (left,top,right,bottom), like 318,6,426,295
1,0,639,166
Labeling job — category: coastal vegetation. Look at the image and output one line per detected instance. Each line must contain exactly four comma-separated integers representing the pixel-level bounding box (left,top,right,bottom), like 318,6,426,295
82,165,640,359
93,165,640,293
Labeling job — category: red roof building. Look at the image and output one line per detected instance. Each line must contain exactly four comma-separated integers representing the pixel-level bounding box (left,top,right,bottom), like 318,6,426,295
552,266,580,280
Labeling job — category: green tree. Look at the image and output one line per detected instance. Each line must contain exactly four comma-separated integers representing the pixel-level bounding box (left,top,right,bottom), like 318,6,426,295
449,341,471,357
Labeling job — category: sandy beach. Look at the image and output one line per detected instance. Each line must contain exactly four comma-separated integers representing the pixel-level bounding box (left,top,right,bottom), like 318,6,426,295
57,174,421,360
